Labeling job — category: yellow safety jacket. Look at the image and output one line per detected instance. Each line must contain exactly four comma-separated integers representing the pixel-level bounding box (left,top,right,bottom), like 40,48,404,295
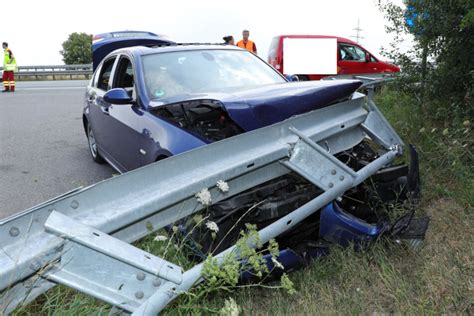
4,48,17,72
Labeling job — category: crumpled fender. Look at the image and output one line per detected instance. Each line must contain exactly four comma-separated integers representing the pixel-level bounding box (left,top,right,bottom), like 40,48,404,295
319,203,388,247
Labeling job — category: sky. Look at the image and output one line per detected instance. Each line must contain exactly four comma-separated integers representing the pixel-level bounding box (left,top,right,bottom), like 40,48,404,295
2,0,407,66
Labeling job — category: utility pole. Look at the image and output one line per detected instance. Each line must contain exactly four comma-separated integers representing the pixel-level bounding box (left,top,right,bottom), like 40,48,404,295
351,19,364,43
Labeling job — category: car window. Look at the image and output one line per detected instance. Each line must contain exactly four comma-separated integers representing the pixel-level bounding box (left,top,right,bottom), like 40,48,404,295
97,57,116,91
339,44,366,62
113,57,134,90
143,49,285,100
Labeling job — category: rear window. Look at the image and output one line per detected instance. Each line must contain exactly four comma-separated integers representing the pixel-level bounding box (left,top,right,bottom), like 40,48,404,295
268,37,280,60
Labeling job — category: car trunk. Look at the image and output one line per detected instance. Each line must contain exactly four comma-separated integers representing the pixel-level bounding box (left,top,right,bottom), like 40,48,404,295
92,36,174,71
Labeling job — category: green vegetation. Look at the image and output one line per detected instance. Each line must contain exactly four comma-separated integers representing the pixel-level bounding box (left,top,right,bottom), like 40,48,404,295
60,32,93,65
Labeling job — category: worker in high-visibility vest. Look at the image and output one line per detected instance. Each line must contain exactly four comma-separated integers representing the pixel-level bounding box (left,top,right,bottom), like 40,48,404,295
2,42,17,93
236,30,257,54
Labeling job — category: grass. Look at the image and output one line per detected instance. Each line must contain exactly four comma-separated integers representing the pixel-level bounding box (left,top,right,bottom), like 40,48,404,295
9,88,473,315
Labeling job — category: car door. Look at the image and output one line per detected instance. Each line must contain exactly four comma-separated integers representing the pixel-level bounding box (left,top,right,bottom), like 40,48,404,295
87,56,118,163
102,55,150,171
338,43,373,75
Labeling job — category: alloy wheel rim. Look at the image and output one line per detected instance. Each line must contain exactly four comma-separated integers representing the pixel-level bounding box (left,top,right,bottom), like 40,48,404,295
88,126,97,158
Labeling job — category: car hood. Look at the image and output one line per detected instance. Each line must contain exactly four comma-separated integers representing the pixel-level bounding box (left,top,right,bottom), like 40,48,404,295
149,80,362,131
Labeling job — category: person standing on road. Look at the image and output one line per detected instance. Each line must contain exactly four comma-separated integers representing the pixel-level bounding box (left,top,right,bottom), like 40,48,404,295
2,42,17,93
223,35,235,45
236,29,257,54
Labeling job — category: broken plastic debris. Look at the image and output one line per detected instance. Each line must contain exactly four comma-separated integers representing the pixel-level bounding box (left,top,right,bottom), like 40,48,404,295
272,257,284,270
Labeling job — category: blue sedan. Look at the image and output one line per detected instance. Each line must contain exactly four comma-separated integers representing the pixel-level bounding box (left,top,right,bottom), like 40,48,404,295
83,43,360,173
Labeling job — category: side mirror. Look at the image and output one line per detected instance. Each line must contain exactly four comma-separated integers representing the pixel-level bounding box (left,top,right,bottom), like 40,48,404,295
103,88,133,105
285,74,299,82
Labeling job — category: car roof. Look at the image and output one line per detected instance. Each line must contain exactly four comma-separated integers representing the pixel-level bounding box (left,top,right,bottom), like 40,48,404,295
112,43,243,57
273,35,359,45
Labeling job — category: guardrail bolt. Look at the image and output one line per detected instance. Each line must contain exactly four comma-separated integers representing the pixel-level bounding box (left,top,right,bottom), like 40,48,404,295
136,272,146,281
135,291,144,299
9,227,20,237
153,278,161,287
339,175,345,181
328,182,334,188
331,169,337,175
70,200,79,209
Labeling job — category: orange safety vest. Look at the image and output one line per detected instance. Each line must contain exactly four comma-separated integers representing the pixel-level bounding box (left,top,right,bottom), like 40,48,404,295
236,40,256,53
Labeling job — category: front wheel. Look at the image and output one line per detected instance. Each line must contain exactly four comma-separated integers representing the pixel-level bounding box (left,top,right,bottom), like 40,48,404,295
87,124,104,163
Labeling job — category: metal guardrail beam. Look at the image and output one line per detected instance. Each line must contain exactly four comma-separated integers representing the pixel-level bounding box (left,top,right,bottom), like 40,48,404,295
0,64,93,80
0,87,403,314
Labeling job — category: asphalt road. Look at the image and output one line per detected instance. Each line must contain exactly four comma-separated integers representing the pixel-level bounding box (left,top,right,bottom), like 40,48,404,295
0,80,115,219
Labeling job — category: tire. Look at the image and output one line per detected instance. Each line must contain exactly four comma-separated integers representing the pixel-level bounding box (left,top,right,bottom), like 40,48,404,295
87,123,105,163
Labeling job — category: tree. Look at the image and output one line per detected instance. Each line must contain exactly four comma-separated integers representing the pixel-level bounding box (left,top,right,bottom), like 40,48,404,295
60,32,92,65
378,0,473,114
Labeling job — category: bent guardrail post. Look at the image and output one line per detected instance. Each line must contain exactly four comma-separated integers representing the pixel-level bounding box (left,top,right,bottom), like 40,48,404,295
0,89,403,314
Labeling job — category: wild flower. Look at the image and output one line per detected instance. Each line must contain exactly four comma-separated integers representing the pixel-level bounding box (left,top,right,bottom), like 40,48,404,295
217,180,230,193
219,297,241,316
154,235,168,242
196,188,212,206
193,214,203,224
442,128,449,136
419,127,426,133
206,221,219,233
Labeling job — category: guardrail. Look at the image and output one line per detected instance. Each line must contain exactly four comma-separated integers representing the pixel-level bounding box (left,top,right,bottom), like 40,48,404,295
0,64,93,80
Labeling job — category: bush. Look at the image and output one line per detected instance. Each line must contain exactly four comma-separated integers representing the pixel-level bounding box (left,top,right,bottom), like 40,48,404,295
378,0,474,118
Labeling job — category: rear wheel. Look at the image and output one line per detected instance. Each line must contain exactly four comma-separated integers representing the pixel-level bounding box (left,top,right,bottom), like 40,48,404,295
87,124,104,163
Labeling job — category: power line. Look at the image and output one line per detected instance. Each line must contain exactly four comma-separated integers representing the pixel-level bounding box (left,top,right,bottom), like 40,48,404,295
350,19,364,43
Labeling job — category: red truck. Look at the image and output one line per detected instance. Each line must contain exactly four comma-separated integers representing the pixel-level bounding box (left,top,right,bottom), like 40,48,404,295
268,35,400,81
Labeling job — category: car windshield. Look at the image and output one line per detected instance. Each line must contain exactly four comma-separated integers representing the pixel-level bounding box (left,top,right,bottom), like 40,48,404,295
142,49,285,99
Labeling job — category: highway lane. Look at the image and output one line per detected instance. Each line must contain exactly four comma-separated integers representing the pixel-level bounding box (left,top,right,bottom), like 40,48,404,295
0,80,114,219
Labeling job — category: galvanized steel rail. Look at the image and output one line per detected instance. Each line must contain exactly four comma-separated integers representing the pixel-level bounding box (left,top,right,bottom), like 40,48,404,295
0,64,92,80
0,86,403,314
